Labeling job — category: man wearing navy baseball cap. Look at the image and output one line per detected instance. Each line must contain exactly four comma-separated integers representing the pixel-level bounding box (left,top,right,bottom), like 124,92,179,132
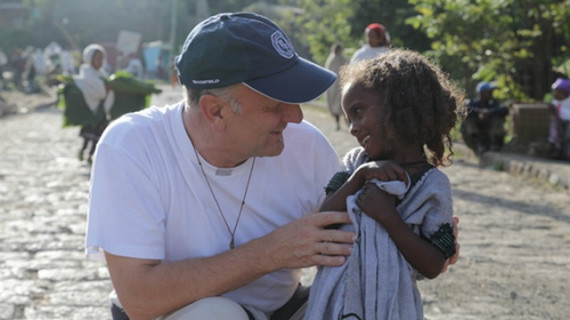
86,12,356,319
461,81,509,153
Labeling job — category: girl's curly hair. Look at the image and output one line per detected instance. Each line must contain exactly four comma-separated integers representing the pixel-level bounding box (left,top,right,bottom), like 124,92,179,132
339,49,466,167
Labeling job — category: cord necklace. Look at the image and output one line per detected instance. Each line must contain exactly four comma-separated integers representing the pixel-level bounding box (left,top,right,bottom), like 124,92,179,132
192,145,256,250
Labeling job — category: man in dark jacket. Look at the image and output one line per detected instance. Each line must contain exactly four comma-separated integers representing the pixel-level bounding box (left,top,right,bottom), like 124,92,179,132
462,81,509,153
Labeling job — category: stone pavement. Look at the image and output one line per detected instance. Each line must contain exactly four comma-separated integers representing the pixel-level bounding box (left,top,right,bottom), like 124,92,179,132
490,150,570,189
0,85,568,319
0,105,111,319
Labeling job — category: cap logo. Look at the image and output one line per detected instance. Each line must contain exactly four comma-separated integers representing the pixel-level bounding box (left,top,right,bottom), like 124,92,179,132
271,31,294,59
193,79,220,85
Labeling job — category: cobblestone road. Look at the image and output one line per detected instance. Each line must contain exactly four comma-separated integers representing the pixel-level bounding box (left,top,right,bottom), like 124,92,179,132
0,86,568,319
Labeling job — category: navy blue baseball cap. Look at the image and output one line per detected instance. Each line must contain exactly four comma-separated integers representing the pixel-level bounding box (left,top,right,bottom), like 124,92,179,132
476,81,496,93
175,12,336,104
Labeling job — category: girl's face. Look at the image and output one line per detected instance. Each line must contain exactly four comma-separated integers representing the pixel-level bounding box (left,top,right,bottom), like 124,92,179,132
553,88,568,101
342,81,394,160
91,50,104,70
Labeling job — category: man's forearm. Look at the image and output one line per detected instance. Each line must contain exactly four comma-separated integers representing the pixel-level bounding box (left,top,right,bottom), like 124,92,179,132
105,238,274,320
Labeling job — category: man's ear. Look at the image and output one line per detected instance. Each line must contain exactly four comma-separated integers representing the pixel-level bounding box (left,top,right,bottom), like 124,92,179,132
199,94,227,130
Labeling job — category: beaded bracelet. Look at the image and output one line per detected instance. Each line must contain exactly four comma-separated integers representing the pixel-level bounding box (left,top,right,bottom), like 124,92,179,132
429,223,456,259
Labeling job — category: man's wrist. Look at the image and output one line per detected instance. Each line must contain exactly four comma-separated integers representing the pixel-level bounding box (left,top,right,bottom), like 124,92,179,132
244,236,282,273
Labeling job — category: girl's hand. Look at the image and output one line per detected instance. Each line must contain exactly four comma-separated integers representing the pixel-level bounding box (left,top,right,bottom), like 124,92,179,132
355,182,398,224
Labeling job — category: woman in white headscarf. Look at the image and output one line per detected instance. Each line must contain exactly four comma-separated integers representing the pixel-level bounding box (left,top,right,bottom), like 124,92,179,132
74,44,114,164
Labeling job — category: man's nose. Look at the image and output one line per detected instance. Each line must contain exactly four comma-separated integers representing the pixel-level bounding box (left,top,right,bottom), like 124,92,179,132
282,104,303,123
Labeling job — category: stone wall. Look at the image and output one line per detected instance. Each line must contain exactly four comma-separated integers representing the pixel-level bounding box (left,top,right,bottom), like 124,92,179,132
510,103,551,145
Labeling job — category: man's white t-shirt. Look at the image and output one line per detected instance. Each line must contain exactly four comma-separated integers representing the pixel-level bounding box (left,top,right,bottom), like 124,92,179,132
85,102,340,312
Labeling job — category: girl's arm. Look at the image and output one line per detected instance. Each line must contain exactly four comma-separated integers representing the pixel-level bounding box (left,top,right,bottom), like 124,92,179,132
356,183,447,279
320,171,365,212
320,161,407,212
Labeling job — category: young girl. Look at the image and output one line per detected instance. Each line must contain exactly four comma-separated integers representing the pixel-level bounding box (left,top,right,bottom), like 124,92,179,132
305,49,464,319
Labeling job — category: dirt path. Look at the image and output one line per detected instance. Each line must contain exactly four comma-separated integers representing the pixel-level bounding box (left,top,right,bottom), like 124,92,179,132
418,162,569,320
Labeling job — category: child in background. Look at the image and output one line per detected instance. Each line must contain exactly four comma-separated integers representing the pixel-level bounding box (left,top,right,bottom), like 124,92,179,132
306,49,464,320
548,77,570,160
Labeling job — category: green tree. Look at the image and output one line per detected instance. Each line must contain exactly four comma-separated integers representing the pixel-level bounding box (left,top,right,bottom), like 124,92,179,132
276,0,355,65
278,0,430,65
407,0,570,101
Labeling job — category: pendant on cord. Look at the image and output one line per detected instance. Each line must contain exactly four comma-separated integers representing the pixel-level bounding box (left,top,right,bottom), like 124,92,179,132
192,145,256,253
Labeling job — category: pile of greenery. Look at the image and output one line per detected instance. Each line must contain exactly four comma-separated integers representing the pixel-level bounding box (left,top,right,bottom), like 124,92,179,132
57,71,161,127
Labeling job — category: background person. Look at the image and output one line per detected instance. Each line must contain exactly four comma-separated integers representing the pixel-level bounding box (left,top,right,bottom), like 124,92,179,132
9,48,26,90
461,81,509,153
350,23,391,63
0,48,7,89
124,52,144,79
324,43,348,130
548,77,570,160
169,57,178,88
74,44,114,164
